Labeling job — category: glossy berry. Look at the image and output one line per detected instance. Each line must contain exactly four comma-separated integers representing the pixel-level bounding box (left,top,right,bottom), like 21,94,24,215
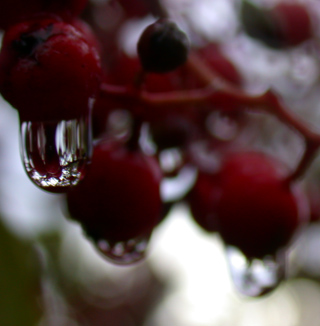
192,152,308,258
137,18,190,73
0,17,102,121
0,0,88,30
272,2,313,47
66,140,162,245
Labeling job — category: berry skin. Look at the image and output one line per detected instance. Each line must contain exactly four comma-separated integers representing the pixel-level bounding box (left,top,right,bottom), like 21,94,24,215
137,18,190,73
272,2,313,47
0,17,102,121
191,152,308,259
0,0,88,30
66,140,162,245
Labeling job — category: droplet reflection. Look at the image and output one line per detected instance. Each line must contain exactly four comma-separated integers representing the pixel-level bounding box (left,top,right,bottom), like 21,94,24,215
96,234,151,265
20,116,91,193
226,245,286,297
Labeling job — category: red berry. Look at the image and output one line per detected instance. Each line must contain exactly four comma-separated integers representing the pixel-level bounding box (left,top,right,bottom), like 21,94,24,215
272,2,313,47
0,17,102,121
191,152,308,258
66,140,162,245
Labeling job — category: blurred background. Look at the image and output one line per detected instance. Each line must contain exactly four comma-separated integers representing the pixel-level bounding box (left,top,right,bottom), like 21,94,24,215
2,0,320,325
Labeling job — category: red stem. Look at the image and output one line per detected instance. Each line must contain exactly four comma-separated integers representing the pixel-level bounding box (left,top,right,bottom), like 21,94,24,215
187,52,320,182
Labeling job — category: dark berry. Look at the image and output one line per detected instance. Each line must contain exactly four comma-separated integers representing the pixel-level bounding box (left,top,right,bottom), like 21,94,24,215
137,18,190,73
66,140,162,245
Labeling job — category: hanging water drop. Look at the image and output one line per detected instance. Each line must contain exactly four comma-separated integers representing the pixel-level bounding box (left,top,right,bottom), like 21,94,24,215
95,234,151,265
225,245,286,297
20,116,92,193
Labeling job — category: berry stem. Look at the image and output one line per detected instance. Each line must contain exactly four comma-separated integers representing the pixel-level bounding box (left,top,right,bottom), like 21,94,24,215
261,91,320,142
286,139,320,182
100,82,213,104
187,51,320,181
261,91,320,182
99,50,320,182
99,83,128,97
126,117,143,151
140,87,213,105
142,0,168,18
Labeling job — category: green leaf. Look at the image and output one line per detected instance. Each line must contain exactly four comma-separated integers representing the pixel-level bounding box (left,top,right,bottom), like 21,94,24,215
0,220,42,326
240,0,282,49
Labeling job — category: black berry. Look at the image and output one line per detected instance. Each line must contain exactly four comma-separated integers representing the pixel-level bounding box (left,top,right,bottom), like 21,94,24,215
137,18,189,73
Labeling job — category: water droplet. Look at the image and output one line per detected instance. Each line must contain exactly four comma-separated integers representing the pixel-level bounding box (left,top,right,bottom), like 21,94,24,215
20,116,92,193
161,164,197,202
95,234,151,265
225,246,286,297
206,111,239,141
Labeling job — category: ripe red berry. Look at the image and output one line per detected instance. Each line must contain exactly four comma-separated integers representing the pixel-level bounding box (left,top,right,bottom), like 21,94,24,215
0,17,102,122
272,2,313,47
66,140,162,246
137,18,190,73
191,152,308,258
0,0,88,30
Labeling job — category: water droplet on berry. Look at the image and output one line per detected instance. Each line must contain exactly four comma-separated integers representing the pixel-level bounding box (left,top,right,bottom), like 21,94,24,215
225,246,286,297
20,116,91,193
95,234,151,265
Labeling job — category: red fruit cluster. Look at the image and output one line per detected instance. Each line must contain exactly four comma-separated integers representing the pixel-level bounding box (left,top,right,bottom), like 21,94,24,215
0,0,318,297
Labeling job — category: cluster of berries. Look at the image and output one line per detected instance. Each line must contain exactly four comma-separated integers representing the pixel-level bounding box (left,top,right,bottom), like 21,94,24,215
0,0,318,297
